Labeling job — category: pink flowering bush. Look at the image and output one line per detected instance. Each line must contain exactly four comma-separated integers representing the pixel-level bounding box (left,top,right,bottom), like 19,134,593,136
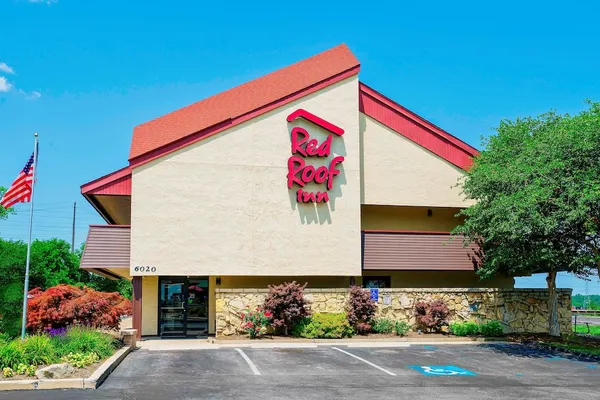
262,281,310,335
240,307,272,339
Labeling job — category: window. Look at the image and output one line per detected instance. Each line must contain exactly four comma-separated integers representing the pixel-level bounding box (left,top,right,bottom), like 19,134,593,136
363,276,391,289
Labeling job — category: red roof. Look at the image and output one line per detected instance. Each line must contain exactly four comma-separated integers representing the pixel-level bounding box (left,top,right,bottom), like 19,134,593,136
82,44,480,208
81,166,131,196
359,83,478,169
129,44,361,165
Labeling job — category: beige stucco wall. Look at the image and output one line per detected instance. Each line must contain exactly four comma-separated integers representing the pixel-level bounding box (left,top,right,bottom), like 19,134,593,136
141,276,158,336
361,114,474,208
131,76,361,277
361,205,464,231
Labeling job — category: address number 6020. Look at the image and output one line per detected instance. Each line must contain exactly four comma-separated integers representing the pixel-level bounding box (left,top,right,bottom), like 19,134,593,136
134,266,156,273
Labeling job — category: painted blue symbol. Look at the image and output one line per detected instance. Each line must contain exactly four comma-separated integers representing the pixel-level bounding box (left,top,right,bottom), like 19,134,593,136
409,365,477,376
423,345,437,350
369,288,379,301
547,356,566,361
587,365,598,369
515,373,524,376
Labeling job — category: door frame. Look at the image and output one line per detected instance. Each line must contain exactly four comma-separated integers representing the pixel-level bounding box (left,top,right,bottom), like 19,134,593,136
157,276,209,337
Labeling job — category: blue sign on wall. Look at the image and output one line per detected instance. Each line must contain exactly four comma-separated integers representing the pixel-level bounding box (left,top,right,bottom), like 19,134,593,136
409,365,477,376
369,288,379,301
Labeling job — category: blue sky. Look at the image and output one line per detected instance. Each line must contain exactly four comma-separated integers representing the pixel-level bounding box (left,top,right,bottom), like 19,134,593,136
1,0,599,293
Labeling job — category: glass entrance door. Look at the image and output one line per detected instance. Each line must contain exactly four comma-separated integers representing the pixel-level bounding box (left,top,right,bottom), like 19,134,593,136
159,277,209,337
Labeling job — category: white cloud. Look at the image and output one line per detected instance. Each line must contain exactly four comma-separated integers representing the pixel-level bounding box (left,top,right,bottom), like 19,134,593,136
0,63,14,74
18,89,41,100
26,91,41,100
0,77,12,92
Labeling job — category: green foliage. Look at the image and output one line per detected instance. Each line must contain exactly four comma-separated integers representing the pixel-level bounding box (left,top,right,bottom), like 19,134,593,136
450,320,504,337
0,186,16,222
0,332,11,344
453,103,600,335
292,313,354,339
25,365,36,376
0,341,26,369
574,324,600,336
15,363,28,375
450,321,480,336
21,335,56,365
480,320,503,337
3,367,13,377
372,318,395,334
572,294,600,310
0,328,117,369
0,238,132,335
52,327,118,358
61,352,100,368
394,321,411,336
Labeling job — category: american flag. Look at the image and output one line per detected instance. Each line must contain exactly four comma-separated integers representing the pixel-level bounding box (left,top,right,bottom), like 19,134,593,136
1,153,36,209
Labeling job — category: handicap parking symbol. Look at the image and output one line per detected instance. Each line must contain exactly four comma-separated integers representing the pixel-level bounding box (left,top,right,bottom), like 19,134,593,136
409,365,477,376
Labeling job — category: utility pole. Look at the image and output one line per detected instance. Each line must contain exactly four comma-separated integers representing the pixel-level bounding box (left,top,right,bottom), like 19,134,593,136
71,201,76,253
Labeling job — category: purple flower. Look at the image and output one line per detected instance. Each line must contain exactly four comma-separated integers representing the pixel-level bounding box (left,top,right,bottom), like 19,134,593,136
47,327,67,337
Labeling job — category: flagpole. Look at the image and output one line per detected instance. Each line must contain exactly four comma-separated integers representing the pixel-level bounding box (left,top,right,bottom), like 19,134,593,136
20,133,38,340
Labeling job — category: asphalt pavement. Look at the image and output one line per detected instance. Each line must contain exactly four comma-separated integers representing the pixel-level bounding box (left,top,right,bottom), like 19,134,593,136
2,343,599,400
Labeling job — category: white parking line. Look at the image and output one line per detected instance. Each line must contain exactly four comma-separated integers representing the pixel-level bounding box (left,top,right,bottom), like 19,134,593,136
235,348,261,375
332,347,397,376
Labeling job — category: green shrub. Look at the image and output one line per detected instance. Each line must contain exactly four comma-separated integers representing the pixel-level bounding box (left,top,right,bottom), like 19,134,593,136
0,332,12,344
372,318,395,334
61,352,100,368
3,367,13,377
394,321,411,336
450,321,480,336
292,313,354,339
0,340,25,369
25,365,36,377
450,320,504,337
15,363,28,375
480,320,504,337
52,327,117,358
0,328,117,370
22,335,57,366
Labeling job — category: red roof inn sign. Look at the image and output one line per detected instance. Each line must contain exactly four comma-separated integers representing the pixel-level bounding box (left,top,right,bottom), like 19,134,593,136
286,109,344,203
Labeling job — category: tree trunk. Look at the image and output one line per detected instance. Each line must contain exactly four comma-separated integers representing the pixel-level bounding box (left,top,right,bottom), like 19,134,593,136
546,269,560,337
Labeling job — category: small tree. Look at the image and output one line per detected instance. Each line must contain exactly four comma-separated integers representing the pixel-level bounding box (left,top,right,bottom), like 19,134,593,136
262,281,310,335
26,284,132,332
454,102,600,336
414,300,450,333
346,286,376,334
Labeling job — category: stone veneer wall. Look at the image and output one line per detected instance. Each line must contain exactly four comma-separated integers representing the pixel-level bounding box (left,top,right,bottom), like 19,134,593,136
215,288,572,336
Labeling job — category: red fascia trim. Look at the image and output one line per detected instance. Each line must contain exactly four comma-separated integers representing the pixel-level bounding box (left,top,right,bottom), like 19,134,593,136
359,83,479,170
81,166,132,195
362,230,452,235
129,65,360,168
286,109,345,136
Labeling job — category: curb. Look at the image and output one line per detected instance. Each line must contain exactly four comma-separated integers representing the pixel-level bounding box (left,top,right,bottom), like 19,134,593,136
142,338,508,350
0,346,132,392
84,346,132,389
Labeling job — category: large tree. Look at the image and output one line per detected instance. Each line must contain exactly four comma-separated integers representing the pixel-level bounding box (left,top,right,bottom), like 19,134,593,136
0,186,15,221
454,102,600,336
0,238,131,336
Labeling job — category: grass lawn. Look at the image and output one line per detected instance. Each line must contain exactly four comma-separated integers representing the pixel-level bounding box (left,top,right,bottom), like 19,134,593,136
546,342,600,356
573,325,600,336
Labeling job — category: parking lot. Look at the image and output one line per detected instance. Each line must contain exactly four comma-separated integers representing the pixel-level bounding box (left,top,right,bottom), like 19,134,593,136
3,343,600,399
